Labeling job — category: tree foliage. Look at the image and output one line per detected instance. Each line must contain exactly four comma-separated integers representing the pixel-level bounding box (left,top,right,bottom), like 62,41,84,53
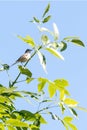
0,3,86,130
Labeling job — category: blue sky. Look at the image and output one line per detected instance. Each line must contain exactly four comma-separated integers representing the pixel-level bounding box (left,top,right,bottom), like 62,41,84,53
0,1,87,130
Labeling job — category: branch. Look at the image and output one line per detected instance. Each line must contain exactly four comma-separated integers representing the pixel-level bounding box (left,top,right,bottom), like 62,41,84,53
11,45,42,87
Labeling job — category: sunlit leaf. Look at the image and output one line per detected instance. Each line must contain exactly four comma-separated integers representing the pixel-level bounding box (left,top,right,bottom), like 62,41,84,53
8,126,16,130
48,84,56,98
38,77,47,92
54,79,69,88
6,119,29,127
59,90,65,100
18,65,32,77
42,15,51,23
0,123,5,130
63,116,73,123
37,51,47,73
43,3,50,17
64,98,78,107
71,39,85,47
68,123,78,130
26,78,34,84
53,23,59,40
46,48,64,60
17,35,35,47
0,95,12,105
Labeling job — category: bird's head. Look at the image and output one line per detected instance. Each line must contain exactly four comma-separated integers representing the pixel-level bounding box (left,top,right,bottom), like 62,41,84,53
25,49,32,53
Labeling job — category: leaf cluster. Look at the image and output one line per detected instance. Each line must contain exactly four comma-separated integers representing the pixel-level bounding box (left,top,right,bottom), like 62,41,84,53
0,3,86,130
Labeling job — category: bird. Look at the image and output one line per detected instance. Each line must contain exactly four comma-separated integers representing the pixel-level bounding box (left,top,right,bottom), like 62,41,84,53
11,49,32,66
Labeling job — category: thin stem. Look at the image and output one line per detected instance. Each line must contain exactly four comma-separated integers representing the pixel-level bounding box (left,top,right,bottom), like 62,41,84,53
11,45,42,87
35,105,59,114
6,70,12,86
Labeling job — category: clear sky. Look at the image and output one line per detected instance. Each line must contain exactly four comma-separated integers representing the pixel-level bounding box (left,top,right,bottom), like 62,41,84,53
0,1,87,130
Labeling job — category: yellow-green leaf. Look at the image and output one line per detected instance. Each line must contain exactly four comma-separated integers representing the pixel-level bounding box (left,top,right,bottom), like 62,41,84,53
38,77,47,92
46,48,64,60
68,123,78,130
26,78,34,84
6,119,29,127
63,116,73,123
59,90,65,100
17,35,35,47
0,123,5,130
54,79,69,88
69,107,78,118
8,126,16,130
48,84,56,98
18,65,32,77
64,98,78,107
0,95,11,105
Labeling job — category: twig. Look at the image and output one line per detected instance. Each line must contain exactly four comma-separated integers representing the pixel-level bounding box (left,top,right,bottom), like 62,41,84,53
11,45,42,87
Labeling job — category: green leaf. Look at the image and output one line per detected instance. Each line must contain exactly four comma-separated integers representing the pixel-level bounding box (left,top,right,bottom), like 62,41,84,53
42,15,51,23
6,119,29,127
18,65,32,77
38,77,47,92
43,3,50,17
20,110,35,121
26,78,34,84
22,128,28,130
46,48,64,60
63,36,85,47
37,51,47,73
2,64,10,70
63,36,80,41
71,39,85,47
50,112,60,120
59,102,66,114
33,17,40,23
29,124,40,130
69,107,78,118
17,35,35,47
64,98,78,107
60,41,67,52
35,114,47,124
